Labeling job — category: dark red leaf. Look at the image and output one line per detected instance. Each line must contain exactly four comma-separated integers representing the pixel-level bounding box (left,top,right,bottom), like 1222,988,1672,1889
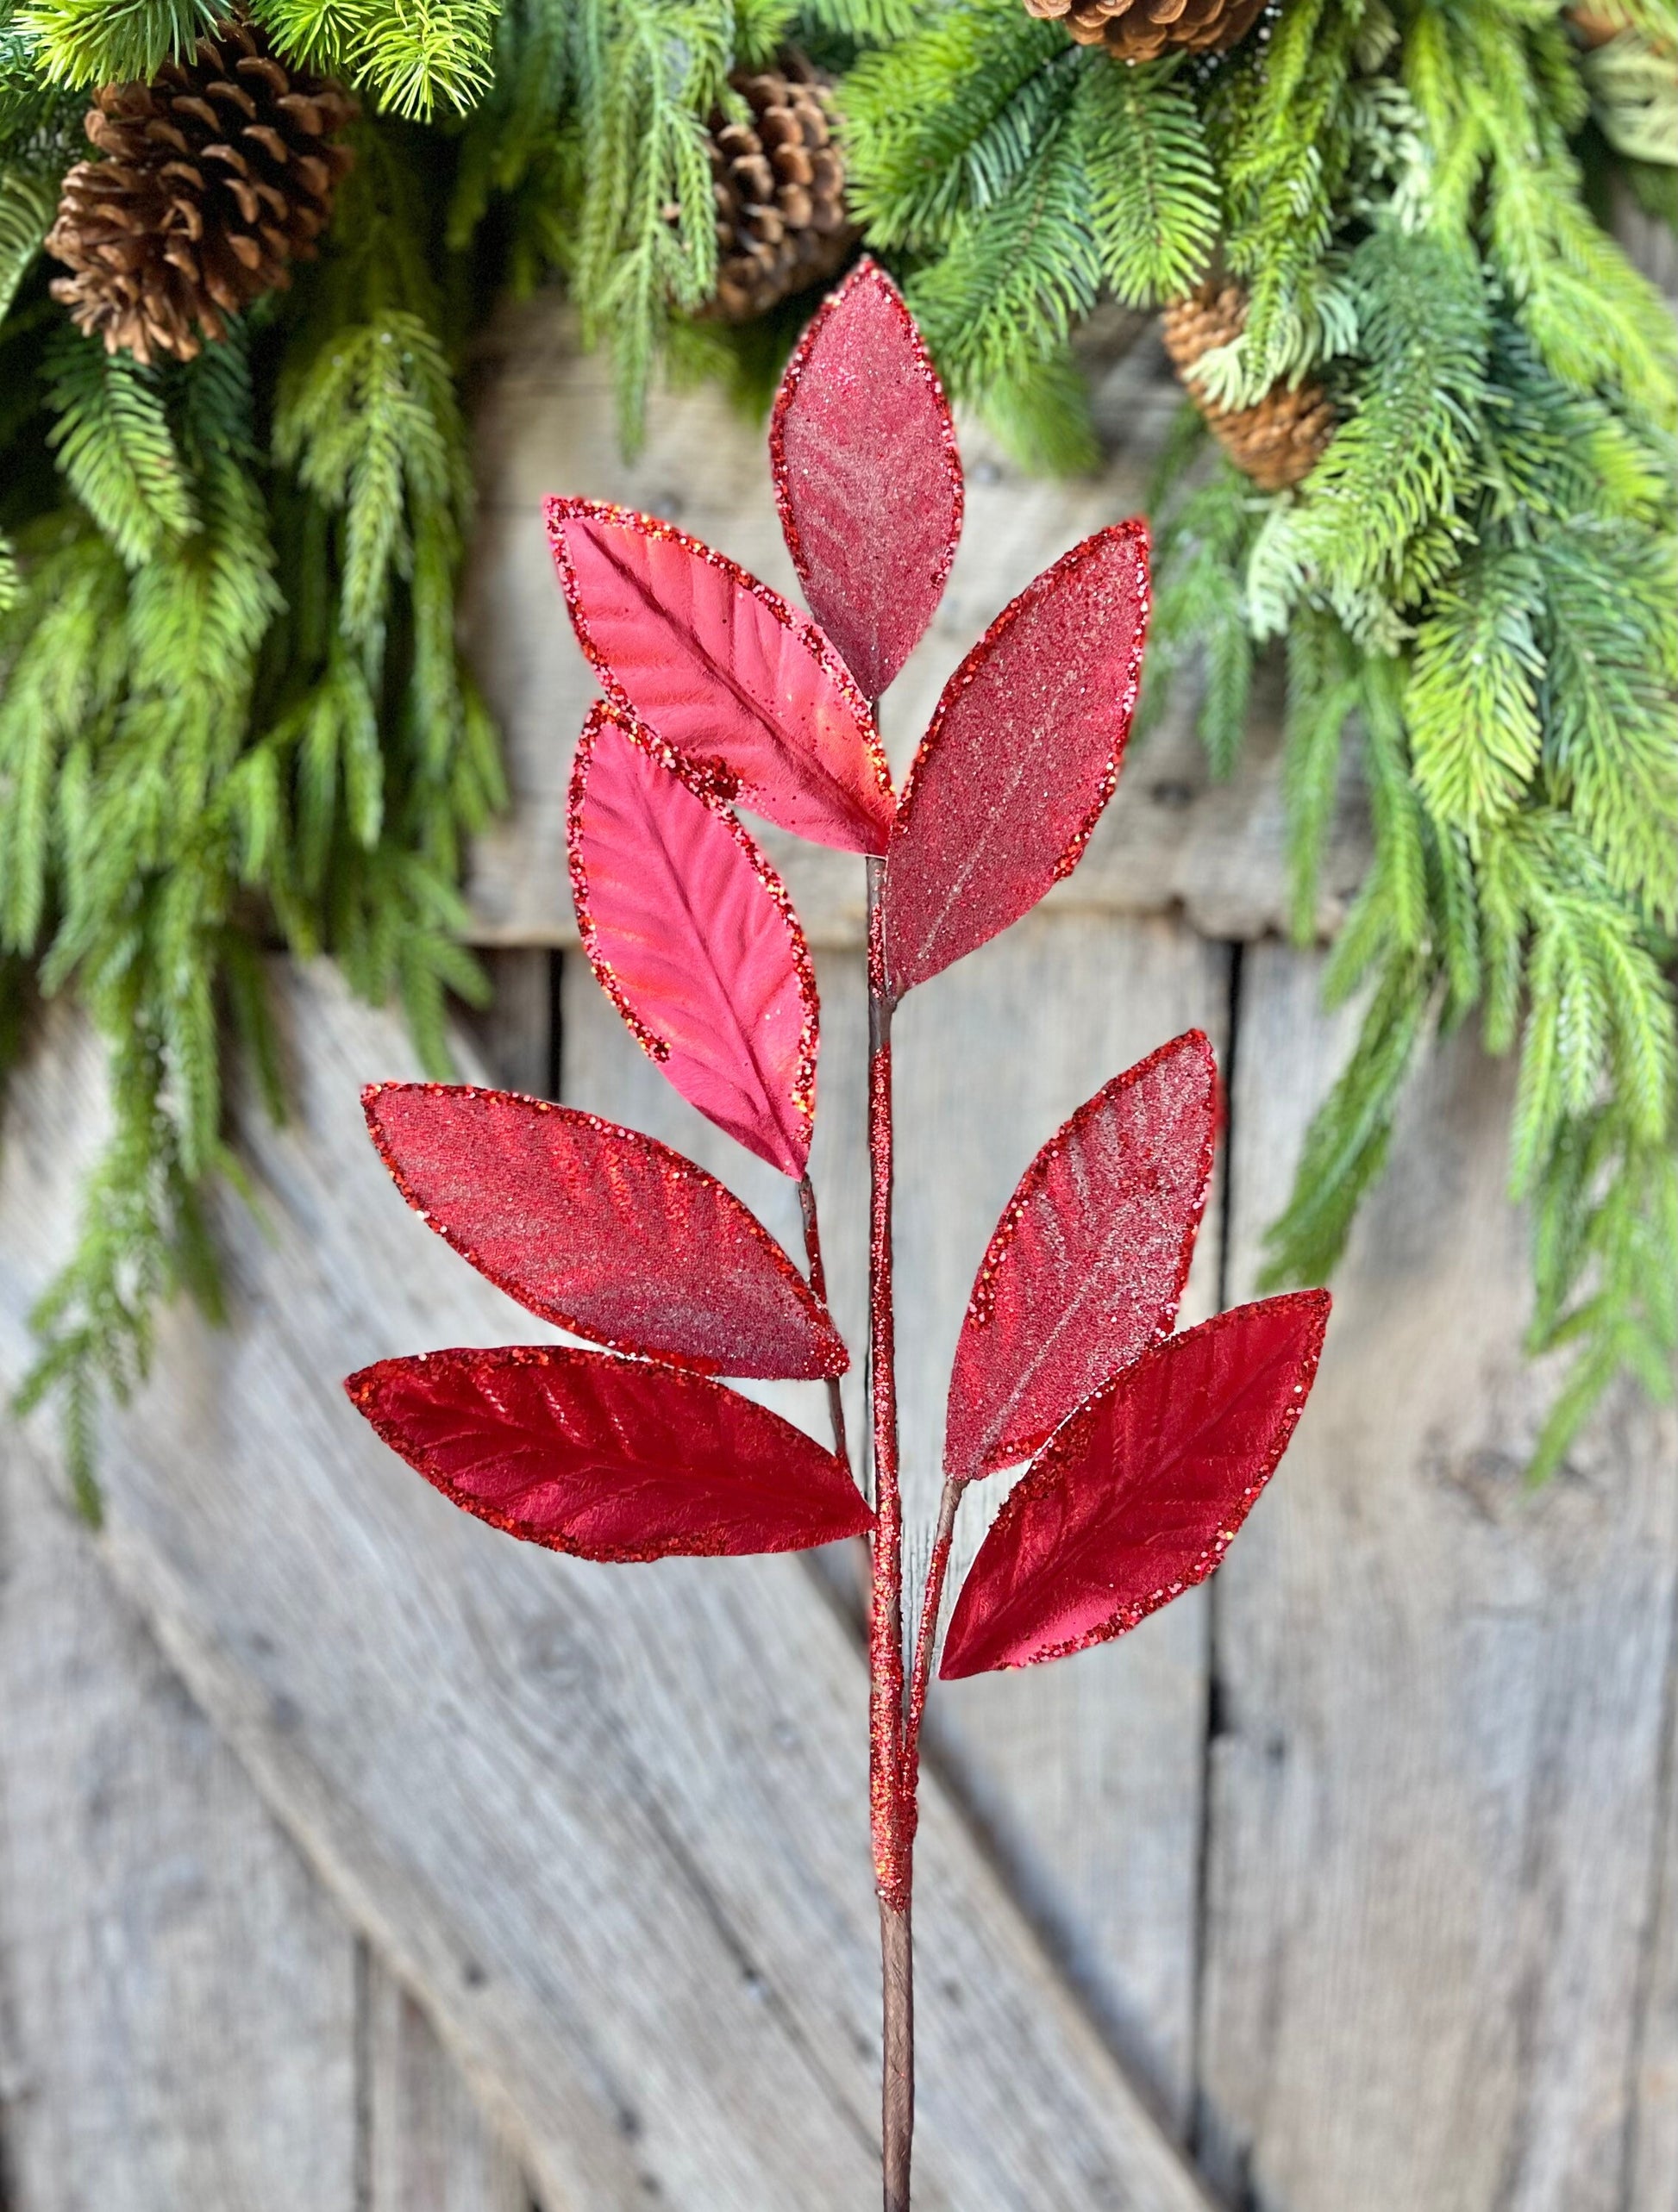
546,497,895,854
346,1344,873,1561
364,1082,847,1380
568,703,820,1177
881,522,1150,996
944,1031,1218,1483
940,1292,1330,1678
769,258,963,702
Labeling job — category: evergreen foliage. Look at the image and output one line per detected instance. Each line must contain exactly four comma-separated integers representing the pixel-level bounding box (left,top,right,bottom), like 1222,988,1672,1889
845,0,1675,1468
0,0,1674,1478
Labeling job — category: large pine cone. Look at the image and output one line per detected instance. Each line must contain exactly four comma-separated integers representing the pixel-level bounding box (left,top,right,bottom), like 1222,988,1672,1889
47,19,355,366
1161,281,1335,494
1025,0,1265,62
708,55,856,323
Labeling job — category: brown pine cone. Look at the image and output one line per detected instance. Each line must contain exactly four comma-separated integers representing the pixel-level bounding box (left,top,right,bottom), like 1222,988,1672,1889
707,54,857,323
1025,0,1266,63
47,18,355,366
1161,281,1335,494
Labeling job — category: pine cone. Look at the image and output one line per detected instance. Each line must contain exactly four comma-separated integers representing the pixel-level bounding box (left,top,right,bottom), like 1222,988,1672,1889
47,19,355,366
1161,282,1335,494
1024,0,1266,63
707,55,856,323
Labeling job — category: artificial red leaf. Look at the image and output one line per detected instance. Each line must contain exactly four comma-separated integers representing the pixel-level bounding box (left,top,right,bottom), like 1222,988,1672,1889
546,497,895,854
346,1344,873,1561
770,258,963,702
881,522,1150,997
939,1291,1330,1678
568,703,819,1178
363,1081,846,1380
944,1030,1218,1483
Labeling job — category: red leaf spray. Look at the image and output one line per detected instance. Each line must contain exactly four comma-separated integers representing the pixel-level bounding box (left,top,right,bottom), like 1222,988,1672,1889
343,259,1331,2209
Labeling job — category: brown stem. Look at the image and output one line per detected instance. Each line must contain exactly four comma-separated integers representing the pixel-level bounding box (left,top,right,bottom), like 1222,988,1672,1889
865,853,913,2206
880,1900,914,2212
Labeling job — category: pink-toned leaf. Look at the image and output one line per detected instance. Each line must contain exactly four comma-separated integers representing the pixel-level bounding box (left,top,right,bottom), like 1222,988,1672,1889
940,1292,1331,1678
546,497,895,854
346,1344,873,1562
944,1030,1218,1483
770,258,963,702
568,703,818,1178
881,522,1150,996
363,1081,847,1380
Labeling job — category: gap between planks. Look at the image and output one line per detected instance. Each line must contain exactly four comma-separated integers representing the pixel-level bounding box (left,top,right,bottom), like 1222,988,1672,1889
0,959,1217,2212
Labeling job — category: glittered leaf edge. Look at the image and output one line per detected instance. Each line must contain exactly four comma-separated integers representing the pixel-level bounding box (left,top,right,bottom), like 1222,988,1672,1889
884,518,1151,998
544,494,896,852
344,1343,874,1563
567,698,823,1179
363,1080,848,1378
939,1290,1331,1678
768,256,964,691
948,1027,1222,1481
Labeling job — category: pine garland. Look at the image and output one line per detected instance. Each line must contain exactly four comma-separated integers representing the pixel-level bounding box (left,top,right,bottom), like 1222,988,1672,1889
1,0,1674,1484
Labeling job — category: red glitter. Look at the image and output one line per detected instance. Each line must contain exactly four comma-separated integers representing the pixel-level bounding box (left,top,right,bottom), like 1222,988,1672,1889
881,521,1150,997
769,258,963,702
568,703,821,1178
345,1343,874,1562
546,496,895,854
939,1292,1331,1678
363,1081,847,1381
335,269,1333,2212
944,1029,1219,1482
865,858,911,1915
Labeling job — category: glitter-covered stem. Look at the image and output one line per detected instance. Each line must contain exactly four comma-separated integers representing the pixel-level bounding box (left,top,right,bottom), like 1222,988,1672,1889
866,852,914,2209
798,1172,850,1472
904,1476,961,1803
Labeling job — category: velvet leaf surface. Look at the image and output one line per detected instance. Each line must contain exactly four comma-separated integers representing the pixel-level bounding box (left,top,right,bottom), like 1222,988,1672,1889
882,522,1150,996
547,497,894,853
346,1344,873,1561
363,1082,846,1379
940,1291,1331,1677
944,1030,1218,1482
770,258,962,702
569,703,820,1177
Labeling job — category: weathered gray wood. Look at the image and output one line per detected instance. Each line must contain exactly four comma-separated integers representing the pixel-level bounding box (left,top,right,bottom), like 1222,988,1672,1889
0,1428,360,2210
1196,942,1678,2211
895,912,1229,2139
1629,1633,1678,2212
460,298,1368,953
564,907,1228,2136
367,1959,531,2212
0,963,1214,2212
457,946,556,1101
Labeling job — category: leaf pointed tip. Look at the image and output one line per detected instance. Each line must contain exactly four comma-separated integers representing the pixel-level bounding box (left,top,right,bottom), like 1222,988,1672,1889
771,256,962,701
941,1291,1332,1678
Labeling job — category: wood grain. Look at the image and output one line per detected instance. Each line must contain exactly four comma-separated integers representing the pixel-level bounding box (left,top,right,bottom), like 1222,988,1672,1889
564,907,1228,2137
1196,943,1678,2212
0,1427,359,2211
460,300,1368,953
0,963,1214,2212
367,1959,532,2212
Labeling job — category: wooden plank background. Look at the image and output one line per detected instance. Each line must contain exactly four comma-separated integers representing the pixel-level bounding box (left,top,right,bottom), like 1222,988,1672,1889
0,297,1673,2209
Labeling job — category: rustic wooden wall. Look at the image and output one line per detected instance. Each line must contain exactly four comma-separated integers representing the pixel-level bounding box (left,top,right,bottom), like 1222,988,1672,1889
0,299,1673,2210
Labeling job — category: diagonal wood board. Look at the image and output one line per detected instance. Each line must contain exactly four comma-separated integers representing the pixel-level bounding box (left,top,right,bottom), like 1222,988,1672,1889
0,960,1213,2212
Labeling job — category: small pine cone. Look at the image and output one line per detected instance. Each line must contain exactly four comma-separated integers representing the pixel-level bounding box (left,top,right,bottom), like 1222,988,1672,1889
1161,281,1335,494
46,18,355,366
706,54,857,323
1024,0,1266,63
